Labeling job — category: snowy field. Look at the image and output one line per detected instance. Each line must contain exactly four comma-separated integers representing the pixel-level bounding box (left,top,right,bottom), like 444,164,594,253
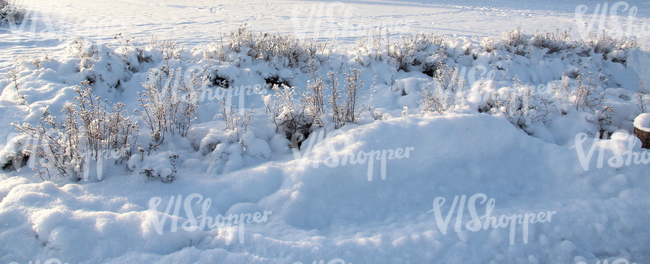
2,0,650,263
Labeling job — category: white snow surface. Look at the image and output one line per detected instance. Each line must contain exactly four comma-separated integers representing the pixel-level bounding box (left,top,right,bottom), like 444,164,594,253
635,113,650,132
1,0,650,264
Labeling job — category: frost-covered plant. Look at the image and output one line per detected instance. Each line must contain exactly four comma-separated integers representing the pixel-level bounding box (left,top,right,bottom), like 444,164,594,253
568,73,613,129
13,81,138,180
328,72,344,128
385,32,448,72
6,67,27,106
140,35,185,62
0,0,26,25
504,82,538,129
419,63,467,114
110,33,153,74
139,152,178,183
263,84,311,139
419,80,445,114
480,36,500,53
501,28,529,56
303,63,326,127
222,23,332,67
68,37,99,72
218,92,254,135
636,79,649,113
582,31,639,58
530,29,574,53
573,73,606,111
342,68,367,124
136,66,199,144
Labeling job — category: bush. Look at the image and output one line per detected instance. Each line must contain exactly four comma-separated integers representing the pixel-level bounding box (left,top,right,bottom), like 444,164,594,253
419,64,466,114
212,23,332,68
0,0,26,26
341,68,368,124
530,29,574,54
263,84,312,140
13,81,138,180
581,31,638,63
136,65,200,144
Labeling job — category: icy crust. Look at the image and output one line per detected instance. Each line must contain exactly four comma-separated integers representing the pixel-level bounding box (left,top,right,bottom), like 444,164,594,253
634,113,650,132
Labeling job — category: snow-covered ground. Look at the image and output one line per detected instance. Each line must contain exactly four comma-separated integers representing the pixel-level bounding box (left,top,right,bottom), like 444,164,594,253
2,0,650,263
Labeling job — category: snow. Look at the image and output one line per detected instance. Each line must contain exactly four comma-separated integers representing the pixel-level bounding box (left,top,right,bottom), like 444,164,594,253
634,113,650,132
1,0,650,263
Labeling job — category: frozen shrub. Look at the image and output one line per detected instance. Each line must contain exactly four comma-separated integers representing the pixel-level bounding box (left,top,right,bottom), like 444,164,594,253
303,63,326,127
0,0,26,25
6,66,27,106
342,68,367,124
500,28,529,56
583,31,638,55
128,151,178,183
582,31,638,63
530,29,574,54
263,84,311,140
330,69,376,128
385,32,448,72
328,72,344,129
419,64,466,114
111,33,154,74
68,37,99,78
142,35,186,62
221,23,332,68
474,28,637,62
571,73,613,129
218,90,254,134
136,65,200,144
636,79,649,113
13,81,138,180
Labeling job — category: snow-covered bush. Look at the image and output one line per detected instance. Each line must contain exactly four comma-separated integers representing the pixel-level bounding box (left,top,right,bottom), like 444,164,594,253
480,28,638,62
303,64,326,127
484,81,540,130
530,29,574,54
328,71,344,129
342,68,368,124
204,129,271,175
636,79,649,113
110,33,154,74
12,81,138,180
359,29,450,72
500,28,529,56
0,0,25,25
218,90,254,134
67,37,99,83
128,151,178,183
201,94,272,175
263,67,374,138
215,23,332,68
263,84,312,139
581,31,638,62
5,66,27,106
136,65,200,144
67,37,140,92
419,64,466,114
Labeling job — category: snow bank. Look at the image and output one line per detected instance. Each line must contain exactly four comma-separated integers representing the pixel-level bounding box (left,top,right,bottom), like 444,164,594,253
2,114,650,263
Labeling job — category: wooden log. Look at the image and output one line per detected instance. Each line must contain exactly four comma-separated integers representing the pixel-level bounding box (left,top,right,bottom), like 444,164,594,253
634,113,650,149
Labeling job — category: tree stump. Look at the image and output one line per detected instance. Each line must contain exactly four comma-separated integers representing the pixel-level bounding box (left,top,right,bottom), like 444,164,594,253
634,113,650,149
